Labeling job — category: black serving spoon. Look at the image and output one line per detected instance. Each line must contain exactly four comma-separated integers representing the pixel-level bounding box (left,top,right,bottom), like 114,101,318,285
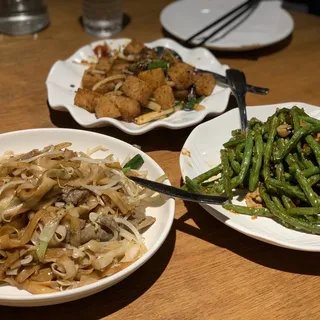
127,175,228,205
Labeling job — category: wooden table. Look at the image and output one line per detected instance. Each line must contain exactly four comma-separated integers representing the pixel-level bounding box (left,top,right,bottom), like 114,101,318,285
1,1,320,319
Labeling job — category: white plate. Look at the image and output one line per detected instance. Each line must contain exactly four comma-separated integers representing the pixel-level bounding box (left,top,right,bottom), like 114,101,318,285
180,102,320,252
160,0,294,51
46,38,231,135
0,128,175,307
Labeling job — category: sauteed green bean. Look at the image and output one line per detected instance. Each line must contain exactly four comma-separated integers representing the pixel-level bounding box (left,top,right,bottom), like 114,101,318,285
183,106,320,234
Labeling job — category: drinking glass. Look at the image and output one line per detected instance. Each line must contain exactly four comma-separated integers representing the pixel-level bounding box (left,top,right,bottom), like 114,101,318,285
82,0,123,37
0,0,49,35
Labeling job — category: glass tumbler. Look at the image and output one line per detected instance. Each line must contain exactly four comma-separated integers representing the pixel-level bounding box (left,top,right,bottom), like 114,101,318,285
0,0,49,35
82,0,123,37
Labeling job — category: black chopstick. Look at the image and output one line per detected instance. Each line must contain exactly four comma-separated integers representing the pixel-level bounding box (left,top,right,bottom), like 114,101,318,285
182,0,255,46
196,2,257,46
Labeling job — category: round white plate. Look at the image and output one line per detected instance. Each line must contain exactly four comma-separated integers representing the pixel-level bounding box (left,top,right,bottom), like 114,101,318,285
0,128,175,307
180,102,320,252
46,38,231,135
160,0,294,51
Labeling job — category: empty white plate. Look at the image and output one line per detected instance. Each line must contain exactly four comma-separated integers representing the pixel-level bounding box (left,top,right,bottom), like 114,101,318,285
46,38,231,135
160,0,294,51
180,102,320,252
0,128,175,306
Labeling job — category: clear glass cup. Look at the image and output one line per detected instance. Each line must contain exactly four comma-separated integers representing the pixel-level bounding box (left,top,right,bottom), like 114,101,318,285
82,0,123,37
0,0,49,35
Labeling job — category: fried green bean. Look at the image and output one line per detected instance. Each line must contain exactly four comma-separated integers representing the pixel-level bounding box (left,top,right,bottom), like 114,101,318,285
263,115,279,179
297,141,314,169
278,112,287,125
223,136,246,148
260,184,320,234
293,153,305,171
187,106,320,235
274,138,285,162
223,203,273,217
284,172,293,181
215,180,225,194
248,117,263,129
221,150,233,199
275,107,291,115
268,178,307,202
299,115,320,126
201,179,223,195
261,122,269,136
231,129,242,137
231,129,254,188
275,163,285,181
191,164,222,184
290,108,300,132
307,174,320,187
259,184,284,213
302,166,320,178
227,149,241,175
249,125,263,191
285,207,320,216
272,195,284,210
185,176,204,193
202,179,224,195
281,195,296,209
275,123,320,162
277,137,286,149
235,142,245,162
291,106,309,117
303,215,320,225
285,153,299,173
306,135,320,167
295,169,320,207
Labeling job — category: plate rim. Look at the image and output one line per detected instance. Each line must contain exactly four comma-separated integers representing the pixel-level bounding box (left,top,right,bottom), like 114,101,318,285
180,102,320,252
160,0,294,51
0,128,175,304
46,37,231,135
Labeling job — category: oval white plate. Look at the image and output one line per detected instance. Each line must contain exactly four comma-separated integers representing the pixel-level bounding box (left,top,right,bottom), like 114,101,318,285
180,102,320,252
46,38,231,135
0,128,175,307
161,0,294,51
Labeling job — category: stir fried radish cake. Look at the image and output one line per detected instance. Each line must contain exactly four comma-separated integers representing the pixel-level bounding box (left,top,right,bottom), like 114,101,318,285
74,39,216,124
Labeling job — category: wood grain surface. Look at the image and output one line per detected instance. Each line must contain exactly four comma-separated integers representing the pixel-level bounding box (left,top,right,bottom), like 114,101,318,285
1,0,320,319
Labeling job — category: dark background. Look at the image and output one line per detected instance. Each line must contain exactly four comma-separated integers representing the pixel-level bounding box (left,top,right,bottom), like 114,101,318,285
284,0,320,16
